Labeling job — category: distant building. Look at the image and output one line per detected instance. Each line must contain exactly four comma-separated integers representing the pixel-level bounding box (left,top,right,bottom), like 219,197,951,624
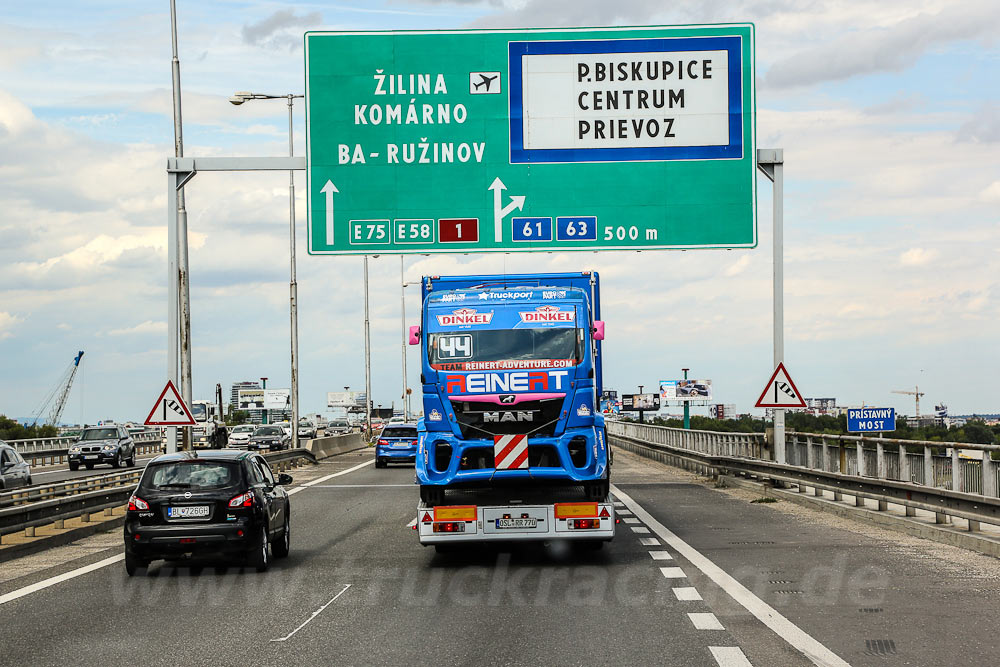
230,381,263,424
799,397,839,416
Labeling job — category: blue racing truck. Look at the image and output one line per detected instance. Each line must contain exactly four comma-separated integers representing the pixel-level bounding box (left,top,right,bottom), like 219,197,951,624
409,272,614,547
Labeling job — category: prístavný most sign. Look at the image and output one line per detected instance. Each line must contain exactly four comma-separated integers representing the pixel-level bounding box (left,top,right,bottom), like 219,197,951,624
305,25,756,255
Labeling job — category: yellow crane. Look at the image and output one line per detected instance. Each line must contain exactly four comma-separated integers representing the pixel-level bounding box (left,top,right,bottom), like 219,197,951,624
892,385,926,416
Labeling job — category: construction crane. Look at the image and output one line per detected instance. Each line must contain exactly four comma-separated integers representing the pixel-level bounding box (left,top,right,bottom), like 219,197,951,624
892,385,925,417
31,351,85,426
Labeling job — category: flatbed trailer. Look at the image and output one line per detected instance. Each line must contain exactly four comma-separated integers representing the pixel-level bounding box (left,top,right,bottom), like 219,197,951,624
416,485,615,547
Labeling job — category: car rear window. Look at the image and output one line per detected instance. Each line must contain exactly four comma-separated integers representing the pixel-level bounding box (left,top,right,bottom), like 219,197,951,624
382,427,417,439
141,461,241,491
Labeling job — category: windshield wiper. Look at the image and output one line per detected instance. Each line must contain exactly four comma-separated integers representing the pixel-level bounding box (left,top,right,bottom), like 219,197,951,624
157,483,192,489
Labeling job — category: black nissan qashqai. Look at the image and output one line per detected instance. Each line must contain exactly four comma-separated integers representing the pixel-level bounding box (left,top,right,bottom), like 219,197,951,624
124,450,291,575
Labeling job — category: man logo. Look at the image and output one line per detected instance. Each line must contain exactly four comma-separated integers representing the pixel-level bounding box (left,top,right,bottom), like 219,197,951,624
483,411,534,423
500,394,516,404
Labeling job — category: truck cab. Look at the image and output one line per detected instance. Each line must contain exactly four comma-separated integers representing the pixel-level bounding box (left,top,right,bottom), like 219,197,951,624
411,272,609,505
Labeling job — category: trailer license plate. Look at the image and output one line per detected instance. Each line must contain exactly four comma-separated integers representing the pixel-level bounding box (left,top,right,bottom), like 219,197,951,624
168,506,210,518
495,518,537,529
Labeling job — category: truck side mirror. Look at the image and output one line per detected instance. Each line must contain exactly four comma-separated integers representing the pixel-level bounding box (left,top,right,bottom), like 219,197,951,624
593,321,605,341
408,325,421,345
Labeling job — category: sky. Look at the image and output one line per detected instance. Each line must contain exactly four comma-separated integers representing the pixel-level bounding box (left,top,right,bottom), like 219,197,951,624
0,0,997,424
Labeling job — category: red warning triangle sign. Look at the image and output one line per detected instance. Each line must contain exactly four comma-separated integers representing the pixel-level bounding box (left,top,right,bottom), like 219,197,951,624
599,507,610,519
421,512,433,523
755,363,807,409
144,380,196,426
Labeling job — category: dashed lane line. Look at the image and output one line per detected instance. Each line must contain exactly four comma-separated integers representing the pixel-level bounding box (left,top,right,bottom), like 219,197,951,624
648,551,673,560
709,646,754,667
639,537,660,546
622,517,641,524
612,484,851,667
630,526,650,534
689,612,725,631
673,587,703,601
659,566,687,579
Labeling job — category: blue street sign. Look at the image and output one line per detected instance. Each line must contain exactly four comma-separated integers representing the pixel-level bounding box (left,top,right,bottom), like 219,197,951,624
847,408,895,433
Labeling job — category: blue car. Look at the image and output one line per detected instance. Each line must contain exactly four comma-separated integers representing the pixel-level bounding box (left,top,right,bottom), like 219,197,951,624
375,424,418,468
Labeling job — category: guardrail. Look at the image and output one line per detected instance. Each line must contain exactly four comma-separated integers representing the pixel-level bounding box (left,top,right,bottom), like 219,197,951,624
8,431,161,456
0,448,317,545
608,421,1000,531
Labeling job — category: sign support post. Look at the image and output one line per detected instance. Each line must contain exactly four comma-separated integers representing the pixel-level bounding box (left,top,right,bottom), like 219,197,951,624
757,149,784,463
682,368,690,430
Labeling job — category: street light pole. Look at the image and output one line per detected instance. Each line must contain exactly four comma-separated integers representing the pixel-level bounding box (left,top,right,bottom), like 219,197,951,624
682,368,690,430
230,91,304,449
169,0,192,453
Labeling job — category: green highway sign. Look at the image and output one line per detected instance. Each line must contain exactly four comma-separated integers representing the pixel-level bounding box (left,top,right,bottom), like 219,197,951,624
305,24,756,255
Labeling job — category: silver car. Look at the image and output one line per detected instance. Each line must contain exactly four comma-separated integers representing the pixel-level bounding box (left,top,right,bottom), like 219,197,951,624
227,424,256,448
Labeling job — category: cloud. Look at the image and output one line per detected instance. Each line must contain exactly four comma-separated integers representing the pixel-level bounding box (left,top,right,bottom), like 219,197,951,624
980,181,1000,203
765,1,1000,89
957,105,1000,144
899,248,939,266
723,254,752,277
108,320,166,336
241,10,322,50
0,311,23,340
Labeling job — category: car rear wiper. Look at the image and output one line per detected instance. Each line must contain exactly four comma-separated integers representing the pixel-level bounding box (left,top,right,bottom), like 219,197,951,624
157,483,192,489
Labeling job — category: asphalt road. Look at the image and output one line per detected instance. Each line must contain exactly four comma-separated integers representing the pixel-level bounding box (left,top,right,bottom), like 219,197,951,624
2,447,998,666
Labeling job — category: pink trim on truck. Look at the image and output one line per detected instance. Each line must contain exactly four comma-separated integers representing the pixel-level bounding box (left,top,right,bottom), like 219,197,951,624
454,393,564,405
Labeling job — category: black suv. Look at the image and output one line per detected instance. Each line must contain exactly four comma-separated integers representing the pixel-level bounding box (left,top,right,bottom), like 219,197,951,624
124,450,291,575
69,425,135,470
0,443,31,489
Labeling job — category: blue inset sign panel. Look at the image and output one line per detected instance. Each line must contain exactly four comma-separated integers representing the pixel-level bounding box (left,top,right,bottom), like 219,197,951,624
847,408,895,433
556,216,598,241
512,217,553,242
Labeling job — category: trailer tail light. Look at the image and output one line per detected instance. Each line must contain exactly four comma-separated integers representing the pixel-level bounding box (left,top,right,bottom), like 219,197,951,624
128,495,149,511
554,502,598,519
572,519,600,530
432,522,466,533
433,505,477,522
228,491,254,508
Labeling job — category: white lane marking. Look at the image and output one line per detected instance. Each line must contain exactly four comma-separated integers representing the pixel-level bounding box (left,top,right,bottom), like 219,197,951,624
710,646,754,667
659,566,686,579
673,587,703,601
612,484,851,667
3,460,373,607
639,537,660,546
689,612,725,630
271,583,352,642
613,501,624,507
630,526,650,534
649,550,673,560
287,458,374,496
617,509,634,516
623,517,641,524
0,554,124,606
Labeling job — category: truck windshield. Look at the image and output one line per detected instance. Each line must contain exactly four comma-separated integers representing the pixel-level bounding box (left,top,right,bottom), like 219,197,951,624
190,404,207,421
428,328,582,369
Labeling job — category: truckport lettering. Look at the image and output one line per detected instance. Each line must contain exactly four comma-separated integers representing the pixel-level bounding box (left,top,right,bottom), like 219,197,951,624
445,370,570,393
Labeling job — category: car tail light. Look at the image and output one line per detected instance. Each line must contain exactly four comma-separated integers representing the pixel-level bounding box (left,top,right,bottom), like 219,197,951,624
432,522,465,533
411,440,418,447
228,491,254,508
128,495,149,511
378,439,389,446
572,519,600,529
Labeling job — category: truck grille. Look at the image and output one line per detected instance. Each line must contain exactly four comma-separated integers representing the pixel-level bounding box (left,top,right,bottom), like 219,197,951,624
451,397,564,439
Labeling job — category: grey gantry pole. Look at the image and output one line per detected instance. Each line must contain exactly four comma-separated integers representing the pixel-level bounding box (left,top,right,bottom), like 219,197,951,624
400,256,409,422
287,94,300,451
169,0,192,452
364,256,373,439
757,149,785,464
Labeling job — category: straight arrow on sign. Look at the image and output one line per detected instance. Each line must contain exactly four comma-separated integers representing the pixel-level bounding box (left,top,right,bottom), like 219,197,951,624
321,180,339,245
